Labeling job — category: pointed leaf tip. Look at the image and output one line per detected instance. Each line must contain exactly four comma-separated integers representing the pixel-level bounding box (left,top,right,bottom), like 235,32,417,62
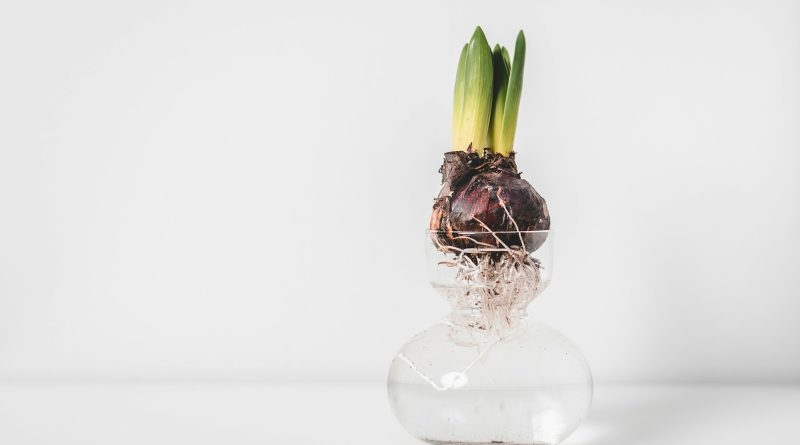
471,26,489,45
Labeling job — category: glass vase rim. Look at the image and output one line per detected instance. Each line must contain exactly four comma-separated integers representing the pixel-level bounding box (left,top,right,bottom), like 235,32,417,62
426,229,552,235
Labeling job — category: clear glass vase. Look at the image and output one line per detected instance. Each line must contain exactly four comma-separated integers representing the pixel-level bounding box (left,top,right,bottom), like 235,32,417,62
387,230,592,445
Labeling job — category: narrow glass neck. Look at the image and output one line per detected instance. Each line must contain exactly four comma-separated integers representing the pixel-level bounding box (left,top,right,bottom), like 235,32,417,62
445,290,533,333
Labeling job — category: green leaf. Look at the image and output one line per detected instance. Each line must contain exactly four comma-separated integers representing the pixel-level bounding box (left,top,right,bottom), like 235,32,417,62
488,44,509,152
452,26,493,155
452,43,468,151
497,31,526,156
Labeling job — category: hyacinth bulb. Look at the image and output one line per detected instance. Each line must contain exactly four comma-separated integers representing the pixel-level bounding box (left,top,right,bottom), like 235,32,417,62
429,151,550,250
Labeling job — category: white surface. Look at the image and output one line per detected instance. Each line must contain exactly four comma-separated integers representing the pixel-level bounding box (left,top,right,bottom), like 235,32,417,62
0,383,797,444
1,0,799,383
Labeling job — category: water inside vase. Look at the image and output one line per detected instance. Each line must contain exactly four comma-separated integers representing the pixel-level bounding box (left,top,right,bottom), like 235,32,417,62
388,381,590,445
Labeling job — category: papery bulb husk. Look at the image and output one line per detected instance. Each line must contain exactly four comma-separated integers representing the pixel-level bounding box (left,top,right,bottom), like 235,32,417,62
430,151,550,251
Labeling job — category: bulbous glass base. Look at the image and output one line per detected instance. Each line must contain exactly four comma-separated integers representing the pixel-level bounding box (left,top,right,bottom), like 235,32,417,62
387,319,592,445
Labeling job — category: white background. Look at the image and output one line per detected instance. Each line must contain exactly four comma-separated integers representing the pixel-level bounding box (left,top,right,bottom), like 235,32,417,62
1,0,798,384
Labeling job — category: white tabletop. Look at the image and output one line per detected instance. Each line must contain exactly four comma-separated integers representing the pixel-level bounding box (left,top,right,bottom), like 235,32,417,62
0,382,797,444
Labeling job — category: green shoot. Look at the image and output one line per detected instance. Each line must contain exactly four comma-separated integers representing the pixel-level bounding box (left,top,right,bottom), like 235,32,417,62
488,44,509,152
452,28,527,157
495,31,526,156
452,27,493,156
452,43,468,151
